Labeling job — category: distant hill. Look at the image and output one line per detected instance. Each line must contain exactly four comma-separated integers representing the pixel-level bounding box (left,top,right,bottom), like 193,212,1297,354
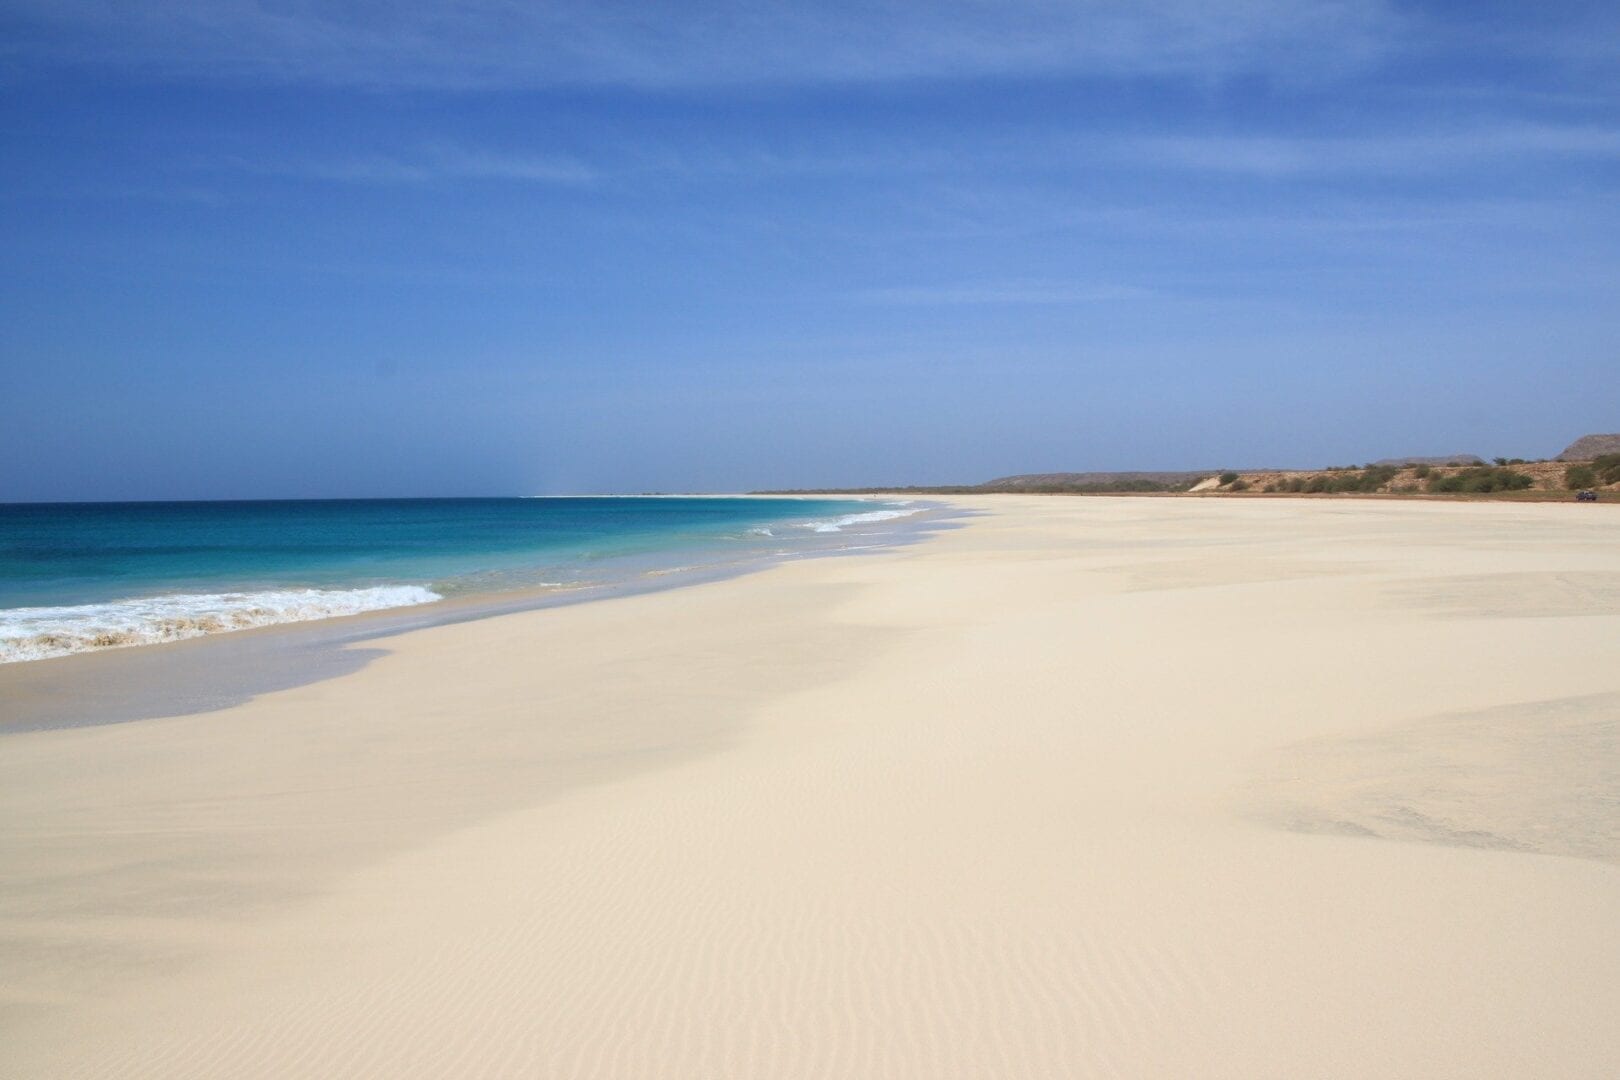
1557,434,1620,461
1371,454,1484,467
758,433,1619,497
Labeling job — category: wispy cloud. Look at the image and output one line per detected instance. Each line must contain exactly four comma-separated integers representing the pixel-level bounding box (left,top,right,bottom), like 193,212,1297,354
225,119,1620,195
229,146,597,186
1120,125,1620,176
3,0,1400,89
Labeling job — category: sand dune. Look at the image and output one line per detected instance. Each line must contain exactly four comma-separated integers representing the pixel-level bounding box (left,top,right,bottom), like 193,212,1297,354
3,496,1619,1077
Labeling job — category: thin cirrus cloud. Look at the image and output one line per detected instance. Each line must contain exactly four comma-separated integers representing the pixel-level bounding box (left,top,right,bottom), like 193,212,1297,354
3,0,1401,88
239,147,599,186
210,117,1620,196
1124,125,1620,176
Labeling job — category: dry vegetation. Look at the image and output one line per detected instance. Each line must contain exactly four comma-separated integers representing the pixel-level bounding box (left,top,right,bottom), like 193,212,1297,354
1204,455,1620,500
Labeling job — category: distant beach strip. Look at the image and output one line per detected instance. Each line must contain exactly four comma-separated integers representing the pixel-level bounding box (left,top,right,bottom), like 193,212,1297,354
0,497,929,663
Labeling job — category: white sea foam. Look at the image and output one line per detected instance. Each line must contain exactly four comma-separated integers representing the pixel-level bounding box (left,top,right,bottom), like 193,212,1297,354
0,585,442,663
799,506,922,533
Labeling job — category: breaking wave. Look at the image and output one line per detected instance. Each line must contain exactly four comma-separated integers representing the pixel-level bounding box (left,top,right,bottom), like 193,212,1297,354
798,506,921,533
0,585,442,663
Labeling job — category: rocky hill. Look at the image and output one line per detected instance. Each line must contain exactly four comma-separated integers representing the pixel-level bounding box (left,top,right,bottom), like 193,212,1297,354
1557,434,1620,461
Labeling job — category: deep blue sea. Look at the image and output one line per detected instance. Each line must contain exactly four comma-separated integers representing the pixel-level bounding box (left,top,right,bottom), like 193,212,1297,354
0,497,920,662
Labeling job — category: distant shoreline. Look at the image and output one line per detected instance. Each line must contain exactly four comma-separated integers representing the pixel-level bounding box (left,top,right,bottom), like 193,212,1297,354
757,456,1620,503
763,487,1618,503
760,440,1620,501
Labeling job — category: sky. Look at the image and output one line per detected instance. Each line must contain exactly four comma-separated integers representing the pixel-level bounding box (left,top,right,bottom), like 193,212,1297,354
3,1,1618,499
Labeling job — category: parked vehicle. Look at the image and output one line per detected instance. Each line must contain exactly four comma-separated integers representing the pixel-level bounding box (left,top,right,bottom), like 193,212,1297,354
1576,490,1599,502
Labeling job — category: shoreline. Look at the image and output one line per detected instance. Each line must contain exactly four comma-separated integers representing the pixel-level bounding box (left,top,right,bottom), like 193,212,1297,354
0,499,961,732
769,488,1620,504
0,494,931,668
4,495,1619,1077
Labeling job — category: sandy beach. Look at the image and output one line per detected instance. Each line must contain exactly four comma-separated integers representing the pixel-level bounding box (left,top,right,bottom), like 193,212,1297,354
3,495,1619,1078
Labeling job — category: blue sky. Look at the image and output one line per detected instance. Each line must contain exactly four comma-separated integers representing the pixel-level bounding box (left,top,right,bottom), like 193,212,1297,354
3,1,1618,498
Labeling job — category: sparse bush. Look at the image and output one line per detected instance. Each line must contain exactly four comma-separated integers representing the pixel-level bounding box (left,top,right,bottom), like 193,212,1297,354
1428,467,1534,494
1228,479,1250,492
1411,464,1432,479
1279,465,1399,495
1020,479,1188,493
1219,471,1239,486
1359,465,1399,490
1566,465,1597,490
1595,454,1620,485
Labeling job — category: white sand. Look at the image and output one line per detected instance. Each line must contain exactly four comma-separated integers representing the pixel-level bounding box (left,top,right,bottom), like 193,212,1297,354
3,496,1619,1077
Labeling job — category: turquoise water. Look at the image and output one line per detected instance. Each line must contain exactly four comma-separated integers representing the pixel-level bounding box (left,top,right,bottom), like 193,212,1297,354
0,497,918,661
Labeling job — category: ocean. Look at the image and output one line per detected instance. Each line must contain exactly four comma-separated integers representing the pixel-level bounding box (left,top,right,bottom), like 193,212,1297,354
0,497,923,663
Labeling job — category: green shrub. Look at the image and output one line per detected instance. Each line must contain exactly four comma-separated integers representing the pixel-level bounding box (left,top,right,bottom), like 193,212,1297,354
1566,465,1597,490
1411,464,1432,479
1218,471,1239,486
1594,454,1620,485
1428,467,1535,494
1360,465,1399,490
1281,465,1400,495
1228,479,1250,492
